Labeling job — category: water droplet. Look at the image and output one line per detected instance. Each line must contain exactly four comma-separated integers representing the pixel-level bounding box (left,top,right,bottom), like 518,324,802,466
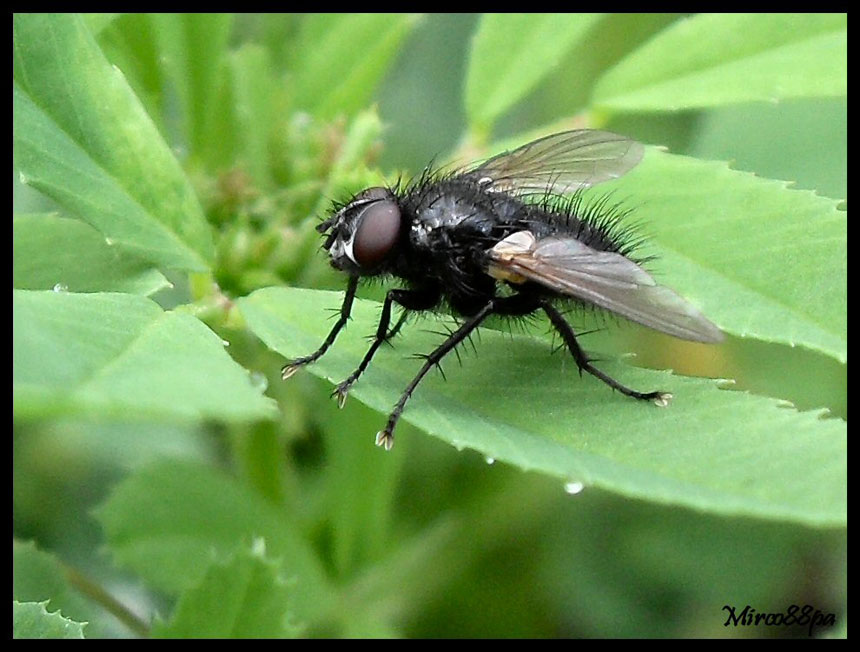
485,456,495,465
52,283,68,292
18,171,29,185
251,537,267,556
293,111,312,127
221,339,230,347
249,371,268,392
564,481,585,495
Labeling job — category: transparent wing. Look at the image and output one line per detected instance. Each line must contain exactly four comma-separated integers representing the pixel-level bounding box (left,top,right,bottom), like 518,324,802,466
488,233,723,343
466,129,644,196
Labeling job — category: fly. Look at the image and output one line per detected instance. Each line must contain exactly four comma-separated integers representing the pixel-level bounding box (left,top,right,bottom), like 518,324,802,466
282,129,723,450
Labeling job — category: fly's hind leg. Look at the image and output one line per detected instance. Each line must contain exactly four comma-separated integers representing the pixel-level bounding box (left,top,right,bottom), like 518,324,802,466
541,301,671,406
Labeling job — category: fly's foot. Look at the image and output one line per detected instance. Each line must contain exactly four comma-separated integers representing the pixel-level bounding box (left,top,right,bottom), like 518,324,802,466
375,429,395,451
281,354,320,380
653,392,673,407
331,381,353,409
281,363,302,380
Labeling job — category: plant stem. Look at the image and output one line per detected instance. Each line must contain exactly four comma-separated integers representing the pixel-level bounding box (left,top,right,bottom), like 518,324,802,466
63,565,150,638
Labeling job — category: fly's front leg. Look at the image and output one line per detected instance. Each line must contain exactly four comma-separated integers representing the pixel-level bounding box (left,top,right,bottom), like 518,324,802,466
281,276,359,380
333,286,440,407
541,301,671,406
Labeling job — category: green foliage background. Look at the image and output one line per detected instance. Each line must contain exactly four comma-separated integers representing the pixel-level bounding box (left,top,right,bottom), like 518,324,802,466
14,13,845,638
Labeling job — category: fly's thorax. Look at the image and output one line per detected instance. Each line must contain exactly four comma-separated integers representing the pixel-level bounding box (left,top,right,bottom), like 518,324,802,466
404,181,521,251
408,194,474,250
395,182,536,298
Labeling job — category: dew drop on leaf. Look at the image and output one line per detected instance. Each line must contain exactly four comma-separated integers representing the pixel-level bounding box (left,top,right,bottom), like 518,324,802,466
564,481,585,495
249,371,268,392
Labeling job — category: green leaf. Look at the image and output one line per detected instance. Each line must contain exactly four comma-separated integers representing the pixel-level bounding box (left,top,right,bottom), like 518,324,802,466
13,601,86,639
95,460,332,621
319,397,402,577
13,13,214,271
148,13,234,162
593,13,847,111
13,214,170,296
94,14,167,134
12,541,103,637
607,149,846,363
239,287,845,526
13,290,277,422
502,14,682,129
690,97,847,200
226,44,277,188
82,13,120,35
152,543,300,638
290,13,420,119
465,14,603,135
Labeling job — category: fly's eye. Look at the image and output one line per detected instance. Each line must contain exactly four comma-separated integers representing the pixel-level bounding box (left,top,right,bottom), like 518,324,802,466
354,186,390,203
352,200,401,268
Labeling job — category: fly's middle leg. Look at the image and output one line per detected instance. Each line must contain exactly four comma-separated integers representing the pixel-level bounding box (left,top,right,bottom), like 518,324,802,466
333,286,440,407
376,293,539,450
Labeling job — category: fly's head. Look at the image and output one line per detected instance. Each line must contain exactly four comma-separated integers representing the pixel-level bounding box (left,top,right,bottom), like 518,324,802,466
318,186,402,276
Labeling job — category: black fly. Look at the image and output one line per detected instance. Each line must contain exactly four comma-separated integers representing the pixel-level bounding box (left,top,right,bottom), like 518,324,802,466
282,130,723,450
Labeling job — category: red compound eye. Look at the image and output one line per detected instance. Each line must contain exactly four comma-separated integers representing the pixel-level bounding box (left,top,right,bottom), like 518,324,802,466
353,200,401,268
